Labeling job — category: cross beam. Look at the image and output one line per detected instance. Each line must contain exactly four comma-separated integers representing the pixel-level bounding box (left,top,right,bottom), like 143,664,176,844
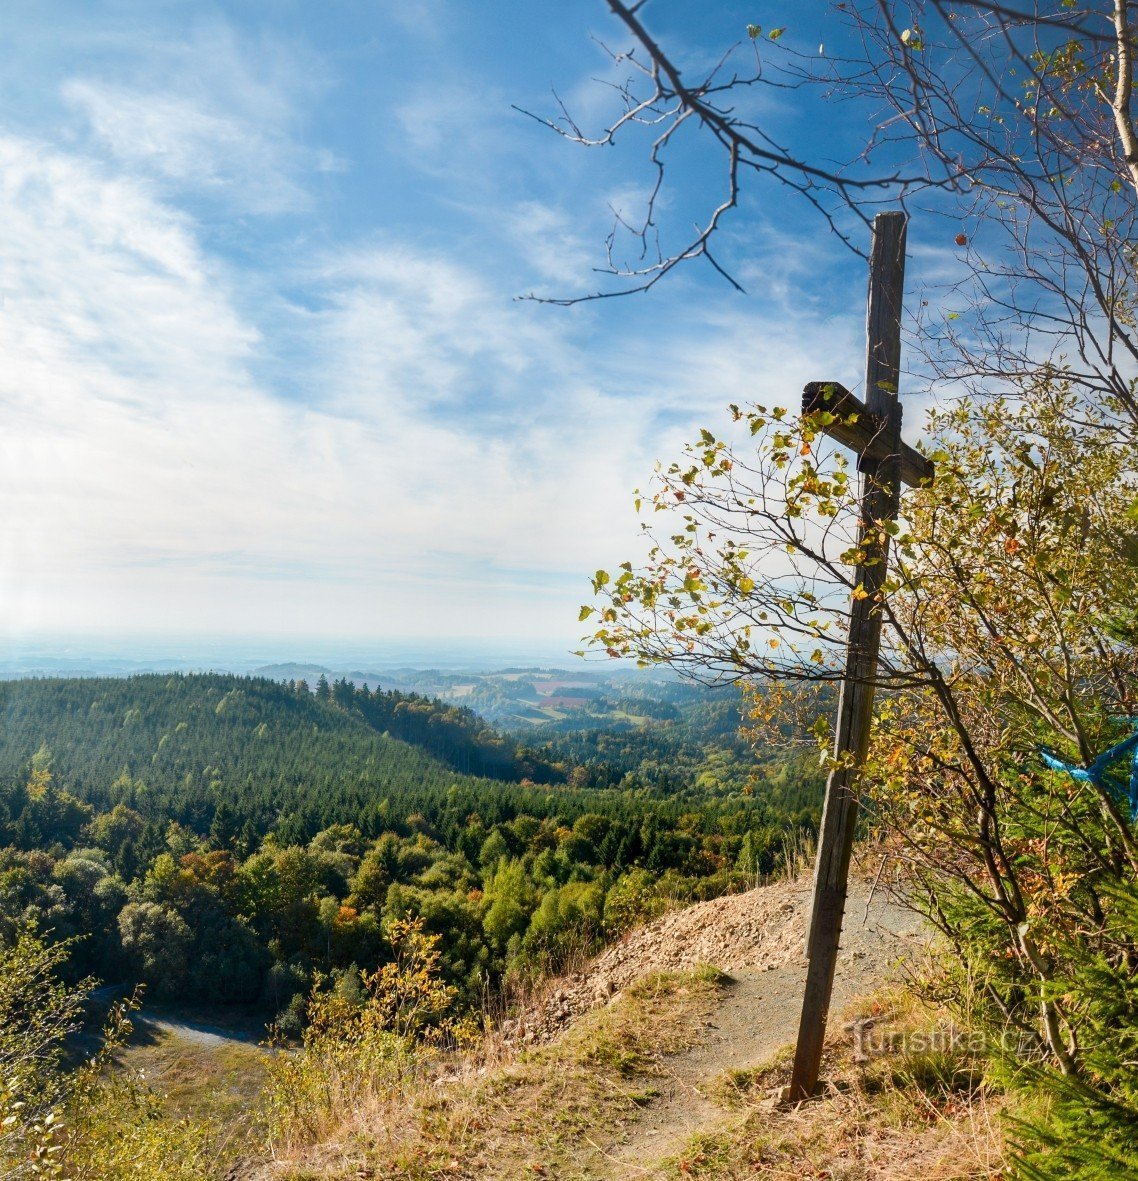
788,211,933,1102
802,382,934,489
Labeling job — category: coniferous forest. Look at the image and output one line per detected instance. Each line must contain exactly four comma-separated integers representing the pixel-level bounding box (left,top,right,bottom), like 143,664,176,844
0,672,817,1026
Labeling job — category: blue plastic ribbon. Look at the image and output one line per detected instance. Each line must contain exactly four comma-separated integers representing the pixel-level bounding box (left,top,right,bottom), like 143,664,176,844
1040,722,1138,822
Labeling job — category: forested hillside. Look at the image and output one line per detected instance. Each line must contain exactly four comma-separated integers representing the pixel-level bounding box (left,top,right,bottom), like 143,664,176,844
0,673,813,1025
526,687,824,821
0,672,559,810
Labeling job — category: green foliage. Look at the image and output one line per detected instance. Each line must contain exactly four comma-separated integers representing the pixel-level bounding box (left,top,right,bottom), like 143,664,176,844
482,857,537,952
522,879,605,971
988,880,1138,1179
261,917,474,1156
856,394,1138,1171
0,672,809,1024
117,900,192,991
0,930,213,1180
521,681,825,810
603,867,669,934
0,931,87,1170
580,380,1138,1170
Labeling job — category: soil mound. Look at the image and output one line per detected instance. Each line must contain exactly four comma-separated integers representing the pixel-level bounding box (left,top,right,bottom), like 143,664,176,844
509,877,924,1044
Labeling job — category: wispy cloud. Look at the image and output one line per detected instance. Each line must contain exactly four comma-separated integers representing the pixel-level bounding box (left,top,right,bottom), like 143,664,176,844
508,201,596,288
0,112,846,644
396,82,499,154
59,19,329,214
64,80,311,213
373,0,452,39
0,4,892,647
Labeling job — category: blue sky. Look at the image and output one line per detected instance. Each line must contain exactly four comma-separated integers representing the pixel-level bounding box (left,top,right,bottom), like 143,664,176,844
0,1,930,656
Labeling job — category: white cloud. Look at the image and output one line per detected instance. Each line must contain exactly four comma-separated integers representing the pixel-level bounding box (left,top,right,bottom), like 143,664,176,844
394,80,515,177
373,0,452,39
0,116,862,645
63,79,311,213
0,129,636,641
315,148,348,174
58,19,330,214
0,3,938,656
508,201,596,288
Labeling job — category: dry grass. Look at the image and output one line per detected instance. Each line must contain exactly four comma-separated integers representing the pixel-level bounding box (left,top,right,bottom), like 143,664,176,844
660,991,1009,1181
241,975,1011,1181
250,966,728,1180
118,1030,269,1124
780,828,817,882
110,1026,271,1172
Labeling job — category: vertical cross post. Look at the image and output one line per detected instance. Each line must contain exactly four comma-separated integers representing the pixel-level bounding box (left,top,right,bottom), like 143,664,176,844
788,211,909,1102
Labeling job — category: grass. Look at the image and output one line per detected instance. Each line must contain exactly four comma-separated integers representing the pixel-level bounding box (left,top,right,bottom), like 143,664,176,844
111,1023,271,1171
248,973,1011,1180
660,991,1007,1181
252,965,728,1180
75,973,1008,1180
117,1029,269,1125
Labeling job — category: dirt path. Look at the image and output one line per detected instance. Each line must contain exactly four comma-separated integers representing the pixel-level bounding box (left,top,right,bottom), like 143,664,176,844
547,881,929,1176
87,986,270,1051
132,1012,267,1050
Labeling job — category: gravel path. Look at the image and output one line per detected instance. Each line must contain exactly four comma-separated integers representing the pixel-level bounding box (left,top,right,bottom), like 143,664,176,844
131,1012,267,1050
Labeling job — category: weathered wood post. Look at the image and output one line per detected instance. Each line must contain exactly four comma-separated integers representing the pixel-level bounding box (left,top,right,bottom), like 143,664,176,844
787,211,926,1101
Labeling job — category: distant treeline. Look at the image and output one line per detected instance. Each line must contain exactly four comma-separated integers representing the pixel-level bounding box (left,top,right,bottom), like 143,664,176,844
524,690,824,822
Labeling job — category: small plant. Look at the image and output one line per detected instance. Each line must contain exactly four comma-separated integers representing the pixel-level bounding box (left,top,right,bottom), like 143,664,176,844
0,931,87,1180
889,1047,985,1100
0,929,213,1181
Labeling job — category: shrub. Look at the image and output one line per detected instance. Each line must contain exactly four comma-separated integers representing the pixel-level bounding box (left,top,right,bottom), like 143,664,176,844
261,917,476,1155
0,929,212,1180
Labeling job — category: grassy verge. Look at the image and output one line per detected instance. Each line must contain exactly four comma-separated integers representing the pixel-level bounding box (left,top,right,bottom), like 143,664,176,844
658,990,1007,1181
114,1027,270,1142
255,965,728,1180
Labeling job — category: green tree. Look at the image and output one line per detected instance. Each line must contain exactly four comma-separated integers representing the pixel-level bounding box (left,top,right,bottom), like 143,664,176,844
117,901,193,995
20,763,91,849
208,800,239,850
482,858,537,954
521,880,605,973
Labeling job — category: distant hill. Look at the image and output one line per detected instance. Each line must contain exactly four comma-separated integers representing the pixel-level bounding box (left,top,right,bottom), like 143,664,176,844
0,673,566,842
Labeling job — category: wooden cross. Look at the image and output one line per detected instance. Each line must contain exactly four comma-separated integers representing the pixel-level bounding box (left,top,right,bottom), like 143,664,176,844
788,211,933,1102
